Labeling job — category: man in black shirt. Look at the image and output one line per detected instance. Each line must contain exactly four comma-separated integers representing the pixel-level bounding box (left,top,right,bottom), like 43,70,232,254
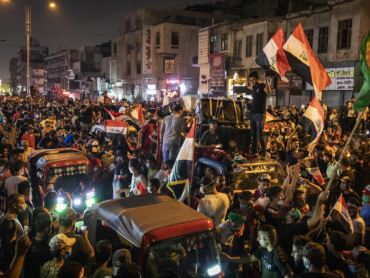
37,130,58,149
80,98,95,132
220,224,293,278
246,70,271,159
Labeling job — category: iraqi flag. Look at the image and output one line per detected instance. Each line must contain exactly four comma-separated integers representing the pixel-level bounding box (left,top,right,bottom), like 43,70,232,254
264,111,285,131
300,157,325,186
104,120,128,135
103,107,124,120
167,120,196,202
329,195,354,234
255,28,289,82
299,96,324,151
131,105,144,124
276,22,331,100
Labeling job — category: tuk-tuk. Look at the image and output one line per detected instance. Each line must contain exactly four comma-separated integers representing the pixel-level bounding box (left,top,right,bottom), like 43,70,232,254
84,194,224,278
28,148,92,209
194,157,286,191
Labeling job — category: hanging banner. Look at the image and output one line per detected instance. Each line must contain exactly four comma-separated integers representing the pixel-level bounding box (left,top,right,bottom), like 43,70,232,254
209,54,225,87
143,25,153,74
198,29,209,62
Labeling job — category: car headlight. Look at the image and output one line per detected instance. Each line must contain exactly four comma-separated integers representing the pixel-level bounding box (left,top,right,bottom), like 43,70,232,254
56,203,67,213
86,197,96,207
206,265,221,276
74,198,82,206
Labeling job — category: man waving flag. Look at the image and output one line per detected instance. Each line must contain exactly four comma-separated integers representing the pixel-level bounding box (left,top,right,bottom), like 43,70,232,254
255,28,288,82
353,31,370,111
276,22,331,100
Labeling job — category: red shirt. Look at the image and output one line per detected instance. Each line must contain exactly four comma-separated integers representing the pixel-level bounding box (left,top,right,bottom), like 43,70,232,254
90,157,102,184
13,112,20,121
21,133,35,149
141,123,155,154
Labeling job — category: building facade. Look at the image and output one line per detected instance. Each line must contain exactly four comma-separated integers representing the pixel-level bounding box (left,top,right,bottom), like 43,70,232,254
16,39,48,94
110,7,238,101
198,0,370,109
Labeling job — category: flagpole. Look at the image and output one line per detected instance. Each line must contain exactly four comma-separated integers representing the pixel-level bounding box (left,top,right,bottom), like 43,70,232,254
188,119,197,207
325,111,363,191
317,194,341,237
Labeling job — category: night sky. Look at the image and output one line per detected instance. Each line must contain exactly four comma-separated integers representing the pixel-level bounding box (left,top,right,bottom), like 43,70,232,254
0,0,208,79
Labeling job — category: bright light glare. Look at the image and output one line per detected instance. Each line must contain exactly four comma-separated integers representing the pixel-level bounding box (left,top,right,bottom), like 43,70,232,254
206,265,221,276
86,191,95,198
86,198,96,208
57,197,64,203
74,198,81,206
49,3,56,7
56,203,67,213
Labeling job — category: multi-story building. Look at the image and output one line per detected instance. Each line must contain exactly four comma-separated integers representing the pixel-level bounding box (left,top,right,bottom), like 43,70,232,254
110,6,238,101
9,57,18,93
44,49,79,93
16,38,48,94
30,66,45,94
198,0,370,109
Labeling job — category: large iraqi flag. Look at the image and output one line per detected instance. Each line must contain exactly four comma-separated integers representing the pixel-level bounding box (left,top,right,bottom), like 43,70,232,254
255,28,288,82
131,105,144,123
167,121,196,202
300,157,325,186
299,96,324,151
276,22,331,100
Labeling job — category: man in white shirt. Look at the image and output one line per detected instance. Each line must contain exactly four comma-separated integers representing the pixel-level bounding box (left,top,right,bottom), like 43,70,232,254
118,99,128,114
197,176,230,226
4,160,28,197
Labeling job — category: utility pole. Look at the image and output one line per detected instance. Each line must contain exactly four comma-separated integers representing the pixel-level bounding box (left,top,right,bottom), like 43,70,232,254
25,4,32,110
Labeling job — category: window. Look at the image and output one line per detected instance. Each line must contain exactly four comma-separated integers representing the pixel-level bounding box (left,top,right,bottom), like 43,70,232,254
318,27,329,53
234,40,242,59
246,36,253,57
156,32,160,47
137,60,141,74
171,32,179,48
127,44,131,55
210,34,217,54
126,20,131,33
337,19,352,49
126,62,131,75
256,33,264,55
136,16,142,29
136,41,141,53
305,29,314,48
221,33,228,51
86,52,94,64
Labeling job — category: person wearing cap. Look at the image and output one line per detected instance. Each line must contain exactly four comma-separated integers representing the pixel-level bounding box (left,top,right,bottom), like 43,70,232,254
41,120,52,138
197,176,230,226
339,176,360,204
347,197,365,248
58,208,95,266
255,174,272,201
41,233,76,278
347,246,370,277
105,249,131,278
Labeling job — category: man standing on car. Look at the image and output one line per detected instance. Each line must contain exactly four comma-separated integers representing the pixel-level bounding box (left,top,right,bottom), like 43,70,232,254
246,70,271,159
80,99,96,132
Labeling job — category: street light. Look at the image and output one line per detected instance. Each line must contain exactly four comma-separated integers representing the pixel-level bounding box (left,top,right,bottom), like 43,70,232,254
24,1,55,109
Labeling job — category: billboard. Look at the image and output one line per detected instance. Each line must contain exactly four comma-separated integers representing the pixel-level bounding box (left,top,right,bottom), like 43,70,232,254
142,25,153,74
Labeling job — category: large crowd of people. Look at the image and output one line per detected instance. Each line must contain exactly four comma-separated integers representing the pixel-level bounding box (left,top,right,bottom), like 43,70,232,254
1,71,370,278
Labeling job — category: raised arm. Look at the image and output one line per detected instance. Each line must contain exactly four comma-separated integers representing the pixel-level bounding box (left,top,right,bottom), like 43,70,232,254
307,191,329,231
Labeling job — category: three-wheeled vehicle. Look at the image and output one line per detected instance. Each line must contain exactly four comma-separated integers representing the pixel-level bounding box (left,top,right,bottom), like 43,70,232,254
28,148,93,211
84,194,224,278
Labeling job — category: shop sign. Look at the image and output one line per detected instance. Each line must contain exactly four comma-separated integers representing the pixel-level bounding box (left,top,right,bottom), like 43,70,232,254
210,55,225,87
164,59,175,74
306,67,354,91
198,30,209,60
142,25,153,74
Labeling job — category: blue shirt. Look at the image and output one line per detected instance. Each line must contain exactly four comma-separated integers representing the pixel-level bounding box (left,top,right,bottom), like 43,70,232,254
360,203,370,245
64,133,74,144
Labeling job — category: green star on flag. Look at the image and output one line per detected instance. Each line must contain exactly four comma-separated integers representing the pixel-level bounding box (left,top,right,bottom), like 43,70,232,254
353,31,370,111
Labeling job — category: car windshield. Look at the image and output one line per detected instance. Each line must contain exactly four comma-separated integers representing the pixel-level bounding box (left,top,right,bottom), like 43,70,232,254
146,231,220,278
47,166,91,193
